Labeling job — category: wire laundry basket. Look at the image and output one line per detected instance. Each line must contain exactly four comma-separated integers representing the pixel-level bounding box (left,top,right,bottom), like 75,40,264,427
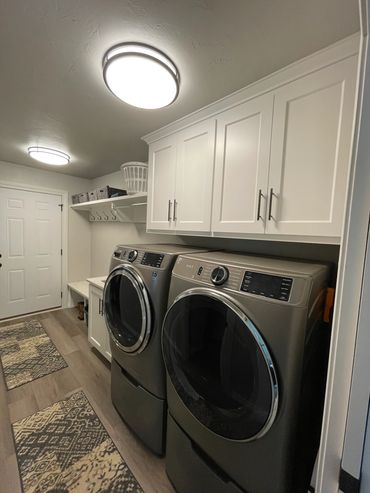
120,162,148,194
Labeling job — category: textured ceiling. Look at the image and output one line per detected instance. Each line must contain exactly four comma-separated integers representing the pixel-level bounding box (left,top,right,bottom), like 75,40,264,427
0,0,359,178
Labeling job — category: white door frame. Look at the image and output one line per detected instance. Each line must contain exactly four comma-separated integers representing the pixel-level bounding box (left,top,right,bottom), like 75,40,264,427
0,181,69,312
316,1,370,491
340,219,370,491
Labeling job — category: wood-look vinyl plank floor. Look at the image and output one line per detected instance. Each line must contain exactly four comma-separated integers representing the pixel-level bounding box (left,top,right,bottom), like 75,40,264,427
0,308,174,493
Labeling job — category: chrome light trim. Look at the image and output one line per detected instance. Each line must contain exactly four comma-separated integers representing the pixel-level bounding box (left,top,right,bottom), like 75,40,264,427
102,42,180,108
162,286,279,442
104,264,152,354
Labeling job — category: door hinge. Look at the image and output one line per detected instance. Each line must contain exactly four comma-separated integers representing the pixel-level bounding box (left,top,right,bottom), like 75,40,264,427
58,203,63,211
61,248,63,255
339,467,360,493
61,291,63,298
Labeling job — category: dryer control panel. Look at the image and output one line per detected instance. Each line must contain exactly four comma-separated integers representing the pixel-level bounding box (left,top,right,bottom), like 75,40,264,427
141,252,164,268
172,255,311,305
172,253,328,307
241,271,293,301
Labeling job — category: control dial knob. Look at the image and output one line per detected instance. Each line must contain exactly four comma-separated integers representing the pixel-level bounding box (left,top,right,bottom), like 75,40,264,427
128,250,138,262
211,266,229,286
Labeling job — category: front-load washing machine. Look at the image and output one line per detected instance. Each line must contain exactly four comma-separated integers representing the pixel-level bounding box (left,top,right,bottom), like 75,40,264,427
162,251,330,493
103,244,208,455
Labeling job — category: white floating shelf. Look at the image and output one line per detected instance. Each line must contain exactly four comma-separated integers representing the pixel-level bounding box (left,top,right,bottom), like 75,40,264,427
70,192,147,211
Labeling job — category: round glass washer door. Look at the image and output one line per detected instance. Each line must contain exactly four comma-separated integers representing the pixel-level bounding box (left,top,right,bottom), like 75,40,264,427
162,288,279,441
104,264,151,354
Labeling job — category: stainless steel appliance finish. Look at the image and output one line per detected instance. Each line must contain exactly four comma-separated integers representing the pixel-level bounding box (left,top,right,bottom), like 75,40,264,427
162,251,330,493
103,244,208,455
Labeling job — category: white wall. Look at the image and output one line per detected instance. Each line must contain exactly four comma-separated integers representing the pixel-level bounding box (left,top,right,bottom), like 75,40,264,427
0,161,341,284
89,169,183,276
88,169,340,276
90,222,184,276
0,160,92,283
90,169,124,189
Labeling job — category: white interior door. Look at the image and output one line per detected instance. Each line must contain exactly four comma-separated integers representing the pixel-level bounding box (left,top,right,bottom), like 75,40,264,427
212,94,273,235
0,187,62,319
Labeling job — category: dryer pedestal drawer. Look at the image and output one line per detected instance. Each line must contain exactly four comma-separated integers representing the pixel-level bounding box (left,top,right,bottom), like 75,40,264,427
111,358,166,456
166,414,244,493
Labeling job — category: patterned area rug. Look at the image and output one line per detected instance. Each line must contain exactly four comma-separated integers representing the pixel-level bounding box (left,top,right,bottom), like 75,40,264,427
13,390,143,493
0,319,67,390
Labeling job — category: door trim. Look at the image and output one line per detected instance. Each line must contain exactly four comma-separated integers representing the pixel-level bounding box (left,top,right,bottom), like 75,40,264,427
315,7,369,491
0,181,68,310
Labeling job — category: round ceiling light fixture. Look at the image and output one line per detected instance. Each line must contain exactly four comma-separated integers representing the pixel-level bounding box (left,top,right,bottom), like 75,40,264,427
28,146,70,166
103,43,180,109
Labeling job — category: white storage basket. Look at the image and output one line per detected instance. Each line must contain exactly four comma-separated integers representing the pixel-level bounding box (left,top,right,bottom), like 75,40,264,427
120,162,148,194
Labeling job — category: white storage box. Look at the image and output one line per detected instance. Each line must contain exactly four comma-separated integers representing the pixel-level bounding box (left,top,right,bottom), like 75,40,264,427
120,162,148,194
88,190,97,201
78,192,89,203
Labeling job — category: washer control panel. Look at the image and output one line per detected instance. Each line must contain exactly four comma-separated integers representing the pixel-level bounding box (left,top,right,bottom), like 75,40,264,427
141,252,164,268
241,271,293,301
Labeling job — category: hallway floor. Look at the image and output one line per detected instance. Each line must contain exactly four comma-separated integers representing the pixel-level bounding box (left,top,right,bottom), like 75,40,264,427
0,308,174,493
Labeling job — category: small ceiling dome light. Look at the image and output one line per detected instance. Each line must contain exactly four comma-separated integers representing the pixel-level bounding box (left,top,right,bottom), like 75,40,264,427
28,146,70,165
103,43,179,109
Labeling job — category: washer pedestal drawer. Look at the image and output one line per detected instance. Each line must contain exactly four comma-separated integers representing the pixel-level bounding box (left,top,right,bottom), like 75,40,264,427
166,413,244,493
111,358,166,456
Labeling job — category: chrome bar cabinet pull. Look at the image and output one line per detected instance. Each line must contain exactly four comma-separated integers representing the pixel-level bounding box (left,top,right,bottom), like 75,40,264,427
168,200,172,222
257,189,263,221
173,199,178,221
268,188,274,221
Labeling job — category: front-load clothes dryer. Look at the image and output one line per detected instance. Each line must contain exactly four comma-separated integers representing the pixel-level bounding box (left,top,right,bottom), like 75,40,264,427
103,244,209,455
162,251,330,493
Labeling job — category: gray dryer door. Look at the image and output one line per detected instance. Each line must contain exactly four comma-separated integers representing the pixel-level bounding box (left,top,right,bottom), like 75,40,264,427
162,287,279,441
104,265,152,354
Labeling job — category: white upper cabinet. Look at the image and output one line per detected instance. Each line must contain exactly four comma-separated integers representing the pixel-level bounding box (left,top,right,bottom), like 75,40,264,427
266,56,357,237
175,120,216,232
212,94,274,235
147,135,177,231
143,36,359,242
147,120,216,233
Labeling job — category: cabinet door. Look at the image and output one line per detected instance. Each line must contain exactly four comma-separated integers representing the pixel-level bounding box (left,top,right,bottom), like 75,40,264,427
88,285,110,360
175,120,216,232
103,310,112,362
147,135,177,231
212,94,273,234
266,56,357,237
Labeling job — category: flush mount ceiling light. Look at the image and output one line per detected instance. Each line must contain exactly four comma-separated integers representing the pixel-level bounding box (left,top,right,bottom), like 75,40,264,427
103,43,180,109
28,146,70,166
